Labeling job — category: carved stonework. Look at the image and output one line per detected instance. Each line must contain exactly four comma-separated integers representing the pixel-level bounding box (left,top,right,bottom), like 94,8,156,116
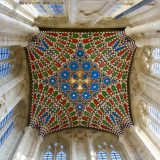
130,63,141,98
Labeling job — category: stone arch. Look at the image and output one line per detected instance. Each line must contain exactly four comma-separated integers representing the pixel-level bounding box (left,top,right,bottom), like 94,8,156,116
93,133,127,160
131,95,160,149
39,131,71,160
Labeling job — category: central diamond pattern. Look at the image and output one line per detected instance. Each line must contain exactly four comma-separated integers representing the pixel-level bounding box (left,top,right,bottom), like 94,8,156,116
47,43,112,113
60,60,101,97
59,59,101,111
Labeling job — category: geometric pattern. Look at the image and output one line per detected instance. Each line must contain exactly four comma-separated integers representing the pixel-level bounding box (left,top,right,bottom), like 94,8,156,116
27,30,136,136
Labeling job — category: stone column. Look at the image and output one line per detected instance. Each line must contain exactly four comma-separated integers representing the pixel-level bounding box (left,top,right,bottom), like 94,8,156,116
133,126,160,160
125,20,160,36
71,141,77,160
12,126,33,160
88,139,96,160
12,126,43,160
135,37,160,47
0,12,39,36
119,131,136,160
31,135,43,160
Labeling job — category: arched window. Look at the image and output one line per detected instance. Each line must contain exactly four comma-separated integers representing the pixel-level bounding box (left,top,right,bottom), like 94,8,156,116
43,151,53,160
0,48,11,77
152,48,160,59
42,142,68,160
151,63,160,75
0,48,10,61
0,121,14,146
0,109,13,129
96,142,123,160
0,63,11,77
97,151,108,160
148,105,160,138
143,47,160,76
139,101,160,139
149,105,160,123
110,151,122,160
56,151,66,160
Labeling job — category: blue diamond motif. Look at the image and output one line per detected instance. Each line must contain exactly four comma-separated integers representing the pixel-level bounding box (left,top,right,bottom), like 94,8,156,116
61,70,70,80
69,91,78,100
61,82,70,92
76,104,83,110
76,50,84,57
90,82,100,91
82,61,91,71
82,91,90,100
91,70,100,80
69,61,79,71
104,77,111,85
49,77,56,85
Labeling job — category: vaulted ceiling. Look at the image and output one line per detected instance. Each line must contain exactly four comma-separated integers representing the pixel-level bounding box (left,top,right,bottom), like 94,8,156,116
27,29,136,136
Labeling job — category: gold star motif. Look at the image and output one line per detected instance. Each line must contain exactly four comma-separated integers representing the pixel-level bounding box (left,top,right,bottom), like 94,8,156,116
68,69,91,93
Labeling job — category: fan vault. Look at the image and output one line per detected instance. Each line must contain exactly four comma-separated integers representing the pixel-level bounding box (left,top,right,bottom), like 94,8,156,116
26,29,136,136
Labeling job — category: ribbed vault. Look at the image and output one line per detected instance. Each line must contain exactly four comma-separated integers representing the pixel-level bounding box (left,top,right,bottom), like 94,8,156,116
26,29,136,136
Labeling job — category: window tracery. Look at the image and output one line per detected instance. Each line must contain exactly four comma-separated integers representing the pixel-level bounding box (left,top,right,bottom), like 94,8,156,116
95,141,122,160
0,121,14,146
139,101,160,139
0,48,10,61
110,151,122,160
43,151,53,160
42,142,67,160
0,109,13,129
0,48,12,77
143,47,160,76
21,1,65,17
56,151,66,160
97,151,108,160
148,105,160,138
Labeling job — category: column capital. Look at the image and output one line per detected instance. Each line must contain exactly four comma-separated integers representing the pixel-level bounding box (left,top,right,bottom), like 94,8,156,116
24,126,33,133
32,26,40,35
125,26,132,36
38,135,44,143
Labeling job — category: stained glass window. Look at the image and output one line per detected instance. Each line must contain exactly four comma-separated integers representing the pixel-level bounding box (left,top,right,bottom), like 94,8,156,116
0,48,10,61
151,63,160,75
97,151,108,160
0,121,14,146
0,110,13,129
0,63,11,77
56,151,66,160
110,151,122,160
43,151,53,160
153,48,160,59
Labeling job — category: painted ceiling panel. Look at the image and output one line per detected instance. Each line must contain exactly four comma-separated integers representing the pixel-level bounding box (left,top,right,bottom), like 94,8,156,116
27,29,136,136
